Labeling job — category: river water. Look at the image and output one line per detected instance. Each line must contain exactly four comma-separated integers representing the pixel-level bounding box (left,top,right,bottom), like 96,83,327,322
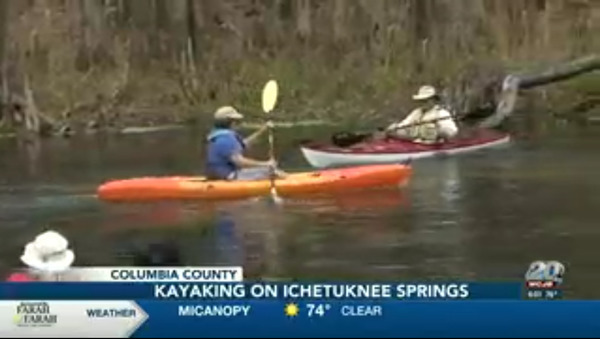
0,123,599,297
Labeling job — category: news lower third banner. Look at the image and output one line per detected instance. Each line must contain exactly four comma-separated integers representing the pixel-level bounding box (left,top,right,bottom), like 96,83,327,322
1,282,591,337
2,300,600,337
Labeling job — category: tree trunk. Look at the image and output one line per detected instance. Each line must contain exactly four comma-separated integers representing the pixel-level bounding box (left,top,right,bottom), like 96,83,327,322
154,0,169,31
77,0,110,70
116,0,131,28
0,0,9,122
296,0,312,41
0,0,7,69
129,0,152,69
152,0,169,58
519,55,600,89
185,0,197,60
474,54,600,128
0,0,9,96
169,0,189,57
409,0,432,74
359,0,386,59
332,0,346,43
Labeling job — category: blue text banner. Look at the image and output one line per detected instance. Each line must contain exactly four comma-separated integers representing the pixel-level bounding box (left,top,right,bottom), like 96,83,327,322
132,300,599,337
0,282,523,300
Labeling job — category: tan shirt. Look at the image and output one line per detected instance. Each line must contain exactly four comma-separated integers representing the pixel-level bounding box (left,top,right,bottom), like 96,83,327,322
388,105,458,143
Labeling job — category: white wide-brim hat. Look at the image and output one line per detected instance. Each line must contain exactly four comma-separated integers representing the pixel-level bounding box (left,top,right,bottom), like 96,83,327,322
20,231,75,272
413,85,437,101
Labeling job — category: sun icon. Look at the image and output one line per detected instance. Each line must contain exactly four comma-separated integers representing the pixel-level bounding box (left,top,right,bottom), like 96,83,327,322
284,303,299,317
13,314,22,324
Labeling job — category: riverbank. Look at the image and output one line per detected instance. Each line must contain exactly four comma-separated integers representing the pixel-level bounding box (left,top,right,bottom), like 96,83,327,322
0,1,597,135
3,56,597,137
0,119,334,139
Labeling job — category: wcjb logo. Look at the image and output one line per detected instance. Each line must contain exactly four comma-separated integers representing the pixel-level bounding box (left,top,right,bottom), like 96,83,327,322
524,261,565,289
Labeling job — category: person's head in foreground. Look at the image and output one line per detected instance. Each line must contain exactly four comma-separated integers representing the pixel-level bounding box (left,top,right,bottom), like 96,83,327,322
213,106,244,131
7,230,75,281
132,241,182,266
413,85,441,110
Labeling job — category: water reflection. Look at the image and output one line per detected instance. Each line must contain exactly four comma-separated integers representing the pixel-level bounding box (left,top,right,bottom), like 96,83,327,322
2,126,600,296
91,189,409,280
21,137,41,177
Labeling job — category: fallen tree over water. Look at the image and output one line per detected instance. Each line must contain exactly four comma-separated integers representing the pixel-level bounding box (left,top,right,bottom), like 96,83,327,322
467,55,600,129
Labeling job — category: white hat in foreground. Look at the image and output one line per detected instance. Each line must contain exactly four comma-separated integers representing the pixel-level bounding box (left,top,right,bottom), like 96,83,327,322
20,231,75,272
412,85,437,101
214,106,244,120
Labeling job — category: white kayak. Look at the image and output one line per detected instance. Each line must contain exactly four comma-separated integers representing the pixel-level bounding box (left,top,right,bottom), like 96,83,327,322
300,129,511,168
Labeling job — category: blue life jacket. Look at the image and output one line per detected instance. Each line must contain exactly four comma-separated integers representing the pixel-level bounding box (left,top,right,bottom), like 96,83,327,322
205,129,246,180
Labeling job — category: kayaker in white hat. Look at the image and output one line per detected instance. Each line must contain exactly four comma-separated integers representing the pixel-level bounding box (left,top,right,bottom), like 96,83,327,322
385,85,459,144
6,230,75,282
205,106,287,180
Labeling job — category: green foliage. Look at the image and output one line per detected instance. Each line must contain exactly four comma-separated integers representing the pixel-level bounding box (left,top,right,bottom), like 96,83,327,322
1,0,597,127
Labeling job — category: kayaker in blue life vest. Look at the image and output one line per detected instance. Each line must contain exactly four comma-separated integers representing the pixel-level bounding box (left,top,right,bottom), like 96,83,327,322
205,106,287,181
385,85,459,144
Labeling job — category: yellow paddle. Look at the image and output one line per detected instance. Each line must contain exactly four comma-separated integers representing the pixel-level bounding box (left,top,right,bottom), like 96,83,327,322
261,80,282,203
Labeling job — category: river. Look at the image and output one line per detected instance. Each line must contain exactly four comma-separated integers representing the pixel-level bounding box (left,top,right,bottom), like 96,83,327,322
0,123,599,297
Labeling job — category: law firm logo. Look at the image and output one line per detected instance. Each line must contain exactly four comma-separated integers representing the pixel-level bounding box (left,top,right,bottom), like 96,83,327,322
13,301,58,328
525,260,565,289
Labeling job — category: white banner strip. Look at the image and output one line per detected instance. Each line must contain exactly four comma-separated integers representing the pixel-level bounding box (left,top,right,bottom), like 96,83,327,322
60,267,243,282
0,301,147,338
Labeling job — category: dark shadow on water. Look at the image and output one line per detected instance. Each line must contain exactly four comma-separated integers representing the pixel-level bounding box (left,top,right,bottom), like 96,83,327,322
130,241,183,266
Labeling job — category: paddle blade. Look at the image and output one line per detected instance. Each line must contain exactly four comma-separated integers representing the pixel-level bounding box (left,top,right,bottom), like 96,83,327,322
271,186,283,204
262,80,279,113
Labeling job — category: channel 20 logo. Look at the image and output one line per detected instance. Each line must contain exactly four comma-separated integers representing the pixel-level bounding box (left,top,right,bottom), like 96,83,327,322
524,260,565,289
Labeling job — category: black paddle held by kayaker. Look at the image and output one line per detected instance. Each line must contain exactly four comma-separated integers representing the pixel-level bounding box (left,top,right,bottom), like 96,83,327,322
332,115,463,148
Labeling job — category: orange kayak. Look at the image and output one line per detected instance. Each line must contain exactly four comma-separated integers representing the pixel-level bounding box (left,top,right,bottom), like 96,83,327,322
97,164,412,202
